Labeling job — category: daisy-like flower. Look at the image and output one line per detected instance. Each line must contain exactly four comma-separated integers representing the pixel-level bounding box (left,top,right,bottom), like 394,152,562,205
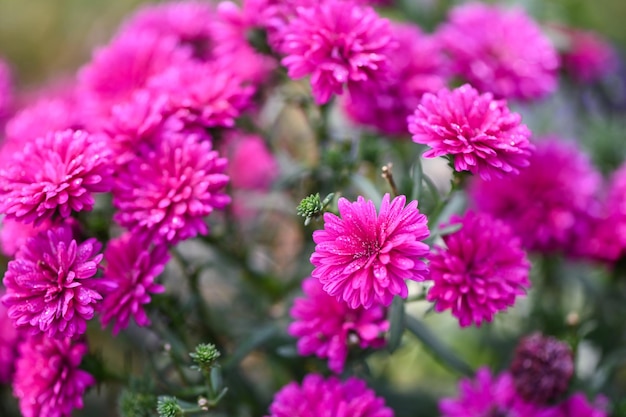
1,224,114,339
408,84,533,181
0,129,113,225
427,211,531,327
147,61,254,128
310,193,429,309
289,277,388,373
13,335,95,417
470,137,601,253
112,129,230,245
281,1,395,104
0,287,20,384
266,373,393,417
344,22,449,136
100,233,169,335
437,2,559,101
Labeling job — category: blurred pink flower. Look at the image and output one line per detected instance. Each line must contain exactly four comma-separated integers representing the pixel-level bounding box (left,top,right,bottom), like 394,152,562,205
0,217,54,257
311,194,430,309
0,287,20,384
289,277,388,373
560,28,618,83
13,335,95,417
427,211,531,327
437,2,559,101
0,58,13,121
554,394,608,417
408,84,533,180
281,1,395,104
266,374,393,417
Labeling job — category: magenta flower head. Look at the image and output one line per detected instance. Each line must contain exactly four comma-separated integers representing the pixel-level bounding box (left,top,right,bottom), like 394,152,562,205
0,129,114,225
427,211,531,327
281,1,396,104
113,128,230,245
470,137,601,254
437,2,559,101
559,27,618,83
289,277,388,373
408,84,533,180
266,373,393,417
344,22,449,136
2,224,114,339
0,217,54,257
0,287,20,384
100,233,169,335
311,193,429,309
555,394,608,417
147,61,254,128
13,335,95,417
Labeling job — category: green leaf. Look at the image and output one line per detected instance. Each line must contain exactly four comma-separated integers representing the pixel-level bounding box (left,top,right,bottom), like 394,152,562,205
387,296,406,353
410,159,423,201
350,174,382,204
224,325,279,369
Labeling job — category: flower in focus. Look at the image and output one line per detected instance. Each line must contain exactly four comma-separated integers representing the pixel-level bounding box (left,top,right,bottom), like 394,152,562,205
289,277,388,373
470,137,601,253
281,1,395,104
427,211,531,327
408,84,533,180
113,129,230,245
13,335,95,417
100,233,169,335
437,2,559,101
558,27,618,83
2,225,114,339
0,129,113,225
266,373,393,417
310,193,429,309
0,287,20,384
343,22,449,136
510,333,574,404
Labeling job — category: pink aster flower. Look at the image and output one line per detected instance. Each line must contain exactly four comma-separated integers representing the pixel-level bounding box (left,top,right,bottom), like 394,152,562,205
470,137,602,253
344,22,449,136
0,217,54,257
440,367,555,417
310,193,430,309
559,27,618,83
437,2,559,101
147,61,254,128
289,277,388,373
266,373,393,417
100,233,169,335
13,335,95,417
0,129,113,225
112,129,230,245
408,84,533,180
427,211,531,327
554,394,608,417
281,1,396,104
1,224,114,339
0,287,20,384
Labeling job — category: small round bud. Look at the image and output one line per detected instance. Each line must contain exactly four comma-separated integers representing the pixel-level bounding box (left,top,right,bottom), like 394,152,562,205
156,396,183,417
190,343,221,372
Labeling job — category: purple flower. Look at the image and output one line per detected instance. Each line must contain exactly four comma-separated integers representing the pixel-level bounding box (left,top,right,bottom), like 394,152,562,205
112,129,230,245
558,26,618,83
408,84,533,180
437,2,559,101
100,233,169,335
554,394,608,417
427,211,531,327
13,335,95,417
1,225,114,339
266,373,393,417
311,194,430,309
281,1,396,104
343,22,449,136
470,137,602,253
0,129,113,225
0,287,20,384
289,277,388,373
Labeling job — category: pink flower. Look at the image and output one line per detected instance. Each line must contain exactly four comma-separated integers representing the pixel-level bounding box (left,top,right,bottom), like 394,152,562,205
266,373,393,417
0,129,113,225
13,335,95,417
560,27,618,83
344,22,449,136
427,211,531,327
281,1,396,104
554,394,608,417
0,218,54,257
408,84,533,180
0,287,20,384
1,225,114,339
437,2,559,101
311,194,429,309
112,129,230,245
470,137,602,253
440,367,556,417
147,61,254,128
289,277,388,373
100,233,169,335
